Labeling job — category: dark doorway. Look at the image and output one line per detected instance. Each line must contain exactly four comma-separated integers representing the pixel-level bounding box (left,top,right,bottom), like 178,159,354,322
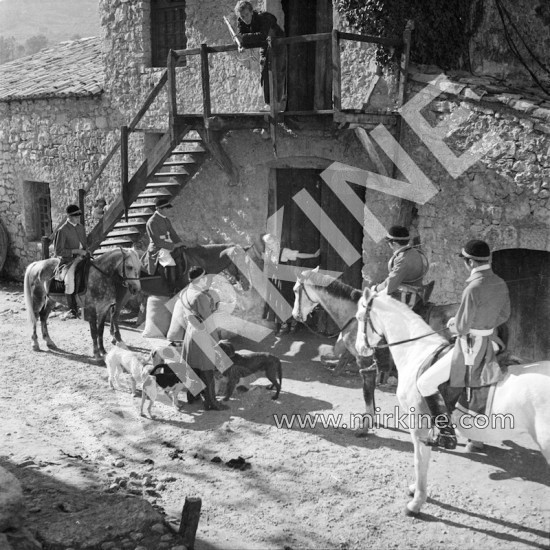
492,249,550,360
282,0,332,111
273,168,364,334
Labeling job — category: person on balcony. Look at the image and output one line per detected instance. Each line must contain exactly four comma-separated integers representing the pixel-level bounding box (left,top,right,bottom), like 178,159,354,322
144,197,188,293
234,0,287,110
53,204,88,320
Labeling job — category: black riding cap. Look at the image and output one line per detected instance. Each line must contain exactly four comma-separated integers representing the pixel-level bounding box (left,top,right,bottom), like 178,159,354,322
155,197,173,209
385,225,410,241
458,239,491,261
66,204,82,216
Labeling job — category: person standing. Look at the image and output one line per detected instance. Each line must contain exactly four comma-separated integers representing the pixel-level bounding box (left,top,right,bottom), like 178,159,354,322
53,204,88,320
143,197,187,293
372,226,429,310
179,266,229,411
234,0,286,109
416,239,511,449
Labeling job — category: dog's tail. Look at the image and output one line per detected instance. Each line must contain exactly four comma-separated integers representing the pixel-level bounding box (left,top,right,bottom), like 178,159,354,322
149,364,168,377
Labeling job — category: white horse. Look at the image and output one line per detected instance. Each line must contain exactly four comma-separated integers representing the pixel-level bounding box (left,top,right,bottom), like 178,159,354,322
354,288,550,516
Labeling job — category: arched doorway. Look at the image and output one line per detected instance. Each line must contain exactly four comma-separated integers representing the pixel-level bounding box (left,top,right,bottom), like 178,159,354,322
492,249,550,360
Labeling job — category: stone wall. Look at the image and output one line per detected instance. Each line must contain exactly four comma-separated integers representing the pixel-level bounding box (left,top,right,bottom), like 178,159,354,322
398,80,550,303
0,97,121,279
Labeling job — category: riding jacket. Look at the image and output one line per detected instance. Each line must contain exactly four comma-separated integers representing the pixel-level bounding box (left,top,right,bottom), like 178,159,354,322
375,245,427,298
53,220,87,265
450,265,511,387
144,211,182,275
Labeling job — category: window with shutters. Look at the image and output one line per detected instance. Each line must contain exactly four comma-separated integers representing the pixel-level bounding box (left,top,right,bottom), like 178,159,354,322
22,181,52,241
150,0,187,68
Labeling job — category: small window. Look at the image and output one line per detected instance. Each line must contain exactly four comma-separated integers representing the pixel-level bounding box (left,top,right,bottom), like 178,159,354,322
151,0,187,68
22,181,52,241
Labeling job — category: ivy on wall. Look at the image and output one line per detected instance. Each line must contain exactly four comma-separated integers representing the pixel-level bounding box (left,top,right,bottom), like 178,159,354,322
336,0,484,70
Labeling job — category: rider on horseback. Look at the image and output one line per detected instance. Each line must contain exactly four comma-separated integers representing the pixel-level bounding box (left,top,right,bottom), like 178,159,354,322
417,239,511,449
371,226,429,311
53,204,88,320
143,197,188,293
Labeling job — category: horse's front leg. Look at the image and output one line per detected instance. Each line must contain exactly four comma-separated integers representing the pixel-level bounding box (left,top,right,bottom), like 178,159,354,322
87,310,103,364
40,299,57,349
97,310,109,356
356,356,377,436
406,430,431,516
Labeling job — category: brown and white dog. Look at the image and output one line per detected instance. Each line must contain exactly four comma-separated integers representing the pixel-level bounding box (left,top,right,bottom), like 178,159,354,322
216,340,282,401
140,364,186,418
105,344,150,396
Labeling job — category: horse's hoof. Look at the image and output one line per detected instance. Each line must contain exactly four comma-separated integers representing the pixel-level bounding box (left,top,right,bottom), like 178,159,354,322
46,342,58,350
405,505,420,517
354,429,369,439
93,357,105,366
466,441,485,453
31,344,40,352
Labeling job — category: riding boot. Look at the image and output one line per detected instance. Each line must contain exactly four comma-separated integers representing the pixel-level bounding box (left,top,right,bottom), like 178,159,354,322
202,370,229,411
165,266,177,295
64,293,79,319
424,392,457,450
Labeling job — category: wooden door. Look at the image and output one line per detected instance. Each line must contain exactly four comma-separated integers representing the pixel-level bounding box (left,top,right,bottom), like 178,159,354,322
282,0,332,111
274,168,364,334
492,249,550,360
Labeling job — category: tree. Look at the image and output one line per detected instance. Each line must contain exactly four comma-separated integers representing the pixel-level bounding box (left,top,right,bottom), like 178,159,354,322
24,34,49,56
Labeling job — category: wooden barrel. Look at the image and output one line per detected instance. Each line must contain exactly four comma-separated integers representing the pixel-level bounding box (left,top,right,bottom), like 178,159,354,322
0,219,8,274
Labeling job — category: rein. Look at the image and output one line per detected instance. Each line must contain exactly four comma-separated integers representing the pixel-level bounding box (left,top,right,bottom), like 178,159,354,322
360,295,448,350
90,248,140,286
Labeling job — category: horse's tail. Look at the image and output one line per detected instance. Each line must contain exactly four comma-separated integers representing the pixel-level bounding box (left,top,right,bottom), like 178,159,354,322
24,263,37,326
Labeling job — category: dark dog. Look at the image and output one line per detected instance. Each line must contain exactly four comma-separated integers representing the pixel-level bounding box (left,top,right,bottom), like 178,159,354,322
217,340,282,401
140,363,185,418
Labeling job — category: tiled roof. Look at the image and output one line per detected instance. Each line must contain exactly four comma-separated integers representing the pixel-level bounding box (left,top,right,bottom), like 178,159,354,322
409,64,550,125
0,37,104,102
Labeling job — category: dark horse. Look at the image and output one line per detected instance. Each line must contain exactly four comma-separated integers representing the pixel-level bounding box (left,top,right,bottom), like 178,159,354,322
24,249,142,363
110,241,265,342
292,268,459,435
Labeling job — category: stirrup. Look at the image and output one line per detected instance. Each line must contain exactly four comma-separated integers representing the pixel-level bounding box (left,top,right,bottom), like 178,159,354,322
426,429,457,450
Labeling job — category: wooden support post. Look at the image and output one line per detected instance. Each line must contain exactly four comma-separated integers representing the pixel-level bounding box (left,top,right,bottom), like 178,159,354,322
121,125,129,223
331,29,341,114
78,188,86,227
395,19,415,228
41,236,50,260
178,496,202,550
267,37,278,155
167,49,178,132
200,43,212,131
397,20,414,109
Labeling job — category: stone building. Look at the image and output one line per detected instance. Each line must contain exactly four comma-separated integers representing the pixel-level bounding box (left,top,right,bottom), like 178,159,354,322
0,0,548,356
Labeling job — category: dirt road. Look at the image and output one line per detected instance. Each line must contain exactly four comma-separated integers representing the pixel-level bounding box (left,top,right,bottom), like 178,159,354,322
0,280,548,549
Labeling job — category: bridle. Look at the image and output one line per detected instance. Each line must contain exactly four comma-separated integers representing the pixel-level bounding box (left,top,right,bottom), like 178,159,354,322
294,279,356,338
91,247,141,288
358,294,448,351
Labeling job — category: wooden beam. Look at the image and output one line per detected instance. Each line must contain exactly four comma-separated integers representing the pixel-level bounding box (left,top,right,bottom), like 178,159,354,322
398,20,414,108
338,31,402,48
332,29,341,114
128,71,167,132
78,188,86,226
198,129,239,185
121,125,129,223
267,38,278,155
167,49,178,128
179,497,202,550
200,43,212,128
354,127,389,176
333,111,398,126
275,32,331,46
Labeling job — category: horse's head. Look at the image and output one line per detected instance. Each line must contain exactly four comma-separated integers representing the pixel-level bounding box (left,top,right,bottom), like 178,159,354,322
118,248,142,295
292,267,320,323
221,245,251,291
355,287,384,357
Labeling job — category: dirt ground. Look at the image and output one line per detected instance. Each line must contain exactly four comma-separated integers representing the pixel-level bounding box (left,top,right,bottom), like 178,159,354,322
0,279,549,550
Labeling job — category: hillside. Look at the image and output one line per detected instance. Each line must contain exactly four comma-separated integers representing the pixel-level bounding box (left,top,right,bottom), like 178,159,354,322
0,0,99,43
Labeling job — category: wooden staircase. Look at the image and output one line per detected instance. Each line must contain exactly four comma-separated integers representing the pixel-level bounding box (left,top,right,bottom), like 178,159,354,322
88,124,207,254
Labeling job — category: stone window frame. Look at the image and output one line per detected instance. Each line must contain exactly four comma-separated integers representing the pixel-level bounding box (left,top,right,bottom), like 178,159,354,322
149,0,187,68
22,180,52,242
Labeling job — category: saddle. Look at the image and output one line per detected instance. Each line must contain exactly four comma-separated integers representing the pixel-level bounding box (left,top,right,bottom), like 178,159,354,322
50,257,91,296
